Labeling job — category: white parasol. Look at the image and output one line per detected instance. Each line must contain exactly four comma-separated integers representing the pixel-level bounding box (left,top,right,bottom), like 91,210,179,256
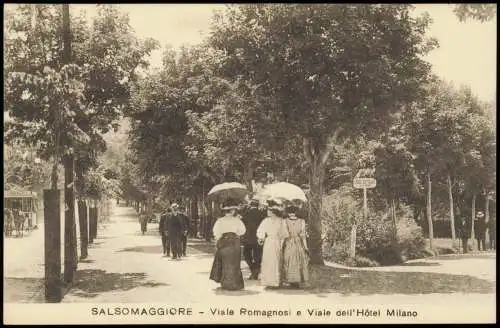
259,182,308,203
207,182,249,202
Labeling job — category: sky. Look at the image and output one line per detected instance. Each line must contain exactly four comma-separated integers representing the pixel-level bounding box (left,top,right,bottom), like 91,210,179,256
7,4,498,103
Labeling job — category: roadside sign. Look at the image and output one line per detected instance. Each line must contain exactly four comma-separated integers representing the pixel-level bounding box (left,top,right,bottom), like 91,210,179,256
353,177,376,189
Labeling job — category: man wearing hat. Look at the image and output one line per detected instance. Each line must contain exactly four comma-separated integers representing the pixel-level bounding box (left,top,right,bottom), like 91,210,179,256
178,205,191,257
475,211,487,251
159,207,172,257
167,203,188,260
241,198,266,280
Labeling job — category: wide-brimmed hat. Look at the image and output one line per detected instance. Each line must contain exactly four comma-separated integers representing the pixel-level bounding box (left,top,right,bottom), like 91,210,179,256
285,205,300,214
267,198,284,211
249,198,260,207
221,198,241,210
476,211,485,218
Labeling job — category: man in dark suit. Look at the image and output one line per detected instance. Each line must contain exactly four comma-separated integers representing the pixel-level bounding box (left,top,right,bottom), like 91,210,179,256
241,199,266,280
487,216,496,250
168,203,188,260
179,205,190,257
159,208,171,257
458,215,472,254
475,211,486,251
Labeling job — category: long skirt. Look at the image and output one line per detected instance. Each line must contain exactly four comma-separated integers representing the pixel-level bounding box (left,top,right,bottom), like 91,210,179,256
260,236,282,287
209,232,244,290
282,237,309,284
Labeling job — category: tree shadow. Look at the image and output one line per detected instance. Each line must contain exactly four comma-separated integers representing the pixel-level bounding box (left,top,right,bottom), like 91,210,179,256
399,261,441,267
189,253,215,260
4,277,45,303
127,230,161,237
188,243,216,255
68,269,169,298
304,265,495,296
117,245,162,254
433,253,496,261
213,287,260,296
94,236,114,240
79,259,95,264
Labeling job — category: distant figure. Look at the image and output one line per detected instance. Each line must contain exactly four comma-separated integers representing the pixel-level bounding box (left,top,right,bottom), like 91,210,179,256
210,198,246,291
487,216,496,250
458,215,471,254
140,213,148,235
179,206,190,257
4,208,13,237
241,199,266,280
159,208,172,257
475,211,486,251
167,203,187,260
281,205,309,288
257,198,287,289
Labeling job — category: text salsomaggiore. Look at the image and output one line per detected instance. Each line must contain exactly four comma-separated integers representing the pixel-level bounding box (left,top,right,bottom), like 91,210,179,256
91,307,193,316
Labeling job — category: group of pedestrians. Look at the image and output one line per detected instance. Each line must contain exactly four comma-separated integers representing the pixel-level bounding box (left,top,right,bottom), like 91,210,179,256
458,211,496,253
158,203,190,260
209,197,310,291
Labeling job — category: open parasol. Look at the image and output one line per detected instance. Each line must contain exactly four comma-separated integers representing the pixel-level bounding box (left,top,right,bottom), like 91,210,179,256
260,182,308,203
207,182,249,202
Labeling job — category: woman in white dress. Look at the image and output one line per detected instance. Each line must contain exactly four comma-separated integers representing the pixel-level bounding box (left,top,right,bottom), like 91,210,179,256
257,198,288,288
209,199,246,290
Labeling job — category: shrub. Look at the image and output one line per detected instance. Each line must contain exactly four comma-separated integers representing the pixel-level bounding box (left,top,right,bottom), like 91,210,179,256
322,186,427,266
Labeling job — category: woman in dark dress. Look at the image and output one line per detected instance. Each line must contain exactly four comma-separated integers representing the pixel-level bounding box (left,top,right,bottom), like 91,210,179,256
209,199,247,290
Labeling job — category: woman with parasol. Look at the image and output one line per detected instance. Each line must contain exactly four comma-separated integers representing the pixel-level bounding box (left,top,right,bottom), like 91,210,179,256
281,201,309,289
208,182,248,291
256,182,309,289
256,197,288,289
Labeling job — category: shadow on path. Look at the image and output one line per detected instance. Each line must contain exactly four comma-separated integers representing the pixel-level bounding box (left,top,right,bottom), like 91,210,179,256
213,287,260,296
433,253,496,261
189,242,216,255
299,265,496,296
399,261,441,267
117,245,162,254
68,269,169,298
4,277,45,303
79,259,95,264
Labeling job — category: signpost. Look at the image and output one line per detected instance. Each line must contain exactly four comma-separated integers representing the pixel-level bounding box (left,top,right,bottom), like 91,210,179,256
353,177,377,219
350,175,377,259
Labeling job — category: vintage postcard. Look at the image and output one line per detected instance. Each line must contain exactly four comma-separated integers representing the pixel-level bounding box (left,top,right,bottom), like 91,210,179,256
3,3,496,324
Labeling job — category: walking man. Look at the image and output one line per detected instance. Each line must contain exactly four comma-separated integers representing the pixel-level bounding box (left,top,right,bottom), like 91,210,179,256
458,215,471,254
168,203,187,260
241,199,266,280
487,216,496,250
475,211,487,251
159,208,171,257
179,205,190,257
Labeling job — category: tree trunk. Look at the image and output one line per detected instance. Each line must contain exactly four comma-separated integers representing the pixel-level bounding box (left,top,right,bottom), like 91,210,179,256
471,192,476,240
243,161,255,195
63,155,76,283
447,174,456,242
391,199,398,242
51,163,58,190
44,189,62,302
77,200,88,259
191,195,199,237
485,190,490,245
426,171,434,251
307,153,327,265
349,216,357,259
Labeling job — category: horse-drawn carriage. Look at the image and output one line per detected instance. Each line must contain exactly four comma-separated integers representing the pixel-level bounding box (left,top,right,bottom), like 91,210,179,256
4,189,38,237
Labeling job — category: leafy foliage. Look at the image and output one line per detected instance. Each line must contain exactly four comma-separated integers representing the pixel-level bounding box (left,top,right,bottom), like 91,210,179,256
453,4,497,23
